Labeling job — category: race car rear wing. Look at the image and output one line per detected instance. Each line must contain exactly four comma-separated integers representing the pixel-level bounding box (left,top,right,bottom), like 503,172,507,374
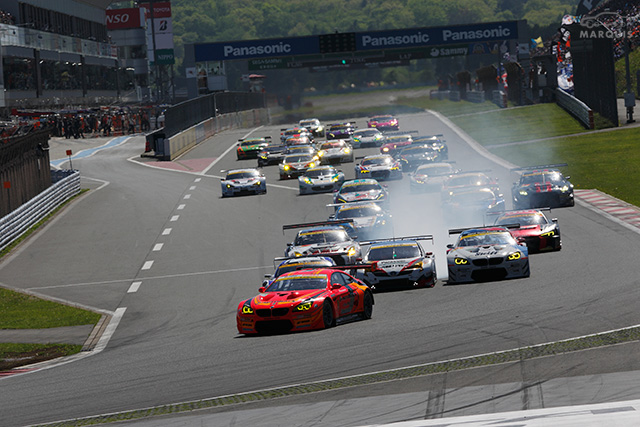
359,235,434,246
448,224,521,235
282,219,354,233
413,134,445,141
485,207,552,215
382,130,419,136
510,163,568,172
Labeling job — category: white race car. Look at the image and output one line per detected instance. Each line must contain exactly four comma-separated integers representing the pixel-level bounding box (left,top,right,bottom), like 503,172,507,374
298,166,345,195
221,168,266,197
355,154,402,181
283,221,361,265
316,139,354,164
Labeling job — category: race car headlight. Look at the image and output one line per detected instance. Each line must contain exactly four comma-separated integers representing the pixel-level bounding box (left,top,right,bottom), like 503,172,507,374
284,165,291,171
317,150,326,157
336,197,347,203
560,185,569,192
391,166,399,170
408,261,423,269
295,301,313,311
508,251,522,261
259,154,267,159
375,134,382,140
226,184,232,188
376,193,385,200
454,257,468,265
347,246,357,256
519,190,528,196
344,148,351,154
540,230,555,237
241,304,254,315
360,169,368,173
303,177,313,184
353,137,361,142
294,251,303,257
382,147,389,152
331,175,340,182
254,181,261,186
308,162,316,168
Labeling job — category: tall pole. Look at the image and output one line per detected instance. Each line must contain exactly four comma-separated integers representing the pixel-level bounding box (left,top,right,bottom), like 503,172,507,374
149,0,160,103
624,13,635,123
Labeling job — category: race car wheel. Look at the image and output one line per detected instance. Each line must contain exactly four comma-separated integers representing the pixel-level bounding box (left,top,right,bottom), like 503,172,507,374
360,291,373,320
322,300,335,329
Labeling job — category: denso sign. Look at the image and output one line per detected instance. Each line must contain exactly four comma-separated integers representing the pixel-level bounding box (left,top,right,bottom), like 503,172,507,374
106,8,143,30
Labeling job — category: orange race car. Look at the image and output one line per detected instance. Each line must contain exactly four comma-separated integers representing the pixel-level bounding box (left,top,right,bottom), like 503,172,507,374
236,268,373,335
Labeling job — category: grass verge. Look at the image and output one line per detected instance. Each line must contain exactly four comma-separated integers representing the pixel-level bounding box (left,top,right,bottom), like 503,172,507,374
0,343,83,371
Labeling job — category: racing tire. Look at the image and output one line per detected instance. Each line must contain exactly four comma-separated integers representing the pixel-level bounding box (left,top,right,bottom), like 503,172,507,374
360,291,373,320
322,300,336,329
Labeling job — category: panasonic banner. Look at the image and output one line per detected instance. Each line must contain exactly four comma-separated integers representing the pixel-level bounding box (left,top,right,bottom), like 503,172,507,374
194,37,319,62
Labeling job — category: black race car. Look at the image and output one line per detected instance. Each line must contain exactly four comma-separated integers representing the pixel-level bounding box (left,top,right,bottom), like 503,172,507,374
511,164,574,209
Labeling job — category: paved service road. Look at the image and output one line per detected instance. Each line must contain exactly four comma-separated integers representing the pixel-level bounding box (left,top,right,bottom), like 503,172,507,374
1,112,640,426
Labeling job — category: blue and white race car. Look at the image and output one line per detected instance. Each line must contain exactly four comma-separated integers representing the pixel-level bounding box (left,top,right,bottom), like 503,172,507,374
298,166,345,195
354,155,402,181
329,202,392,240
220,168,266,197
283,220,361,265
351,128,386,148
446,226,529,284
333,179,389,207
356,236,437,290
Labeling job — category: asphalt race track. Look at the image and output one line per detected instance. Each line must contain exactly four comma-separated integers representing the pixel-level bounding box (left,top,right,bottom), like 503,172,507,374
1,111,640,426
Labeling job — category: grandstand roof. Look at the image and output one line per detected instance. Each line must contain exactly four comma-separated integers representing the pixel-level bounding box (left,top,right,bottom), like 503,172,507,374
78,0,115,9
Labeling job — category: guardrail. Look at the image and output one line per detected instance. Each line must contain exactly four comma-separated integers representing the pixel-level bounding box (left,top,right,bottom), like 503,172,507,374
467,91,486,103
555,88,594,129
0,170,80,252
492,90,508,108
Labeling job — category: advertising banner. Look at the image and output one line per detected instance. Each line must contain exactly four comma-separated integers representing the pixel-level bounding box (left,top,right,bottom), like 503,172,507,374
106,8,145,30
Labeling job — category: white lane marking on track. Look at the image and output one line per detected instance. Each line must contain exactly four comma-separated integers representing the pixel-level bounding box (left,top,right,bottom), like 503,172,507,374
27,265,274,290
128,282,141,293
141,261,154,270
200,127,263,176
190,185,196,190
162,228,172,235
170,215,179,221
194,178,201,182
93,307,127,353
184,194,191,199
153,243,163,251
177,204,185,210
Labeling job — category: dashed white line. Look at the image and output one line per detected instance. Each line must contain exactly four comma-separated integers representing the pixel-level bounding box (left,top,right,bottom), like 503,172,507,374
184,194,191,199
162,228,172,235
170,215,180,222
128,281,142,293
177,204,185,210
194,178,202,182
190,186,196,190
142,261,154,270
153,243,164,251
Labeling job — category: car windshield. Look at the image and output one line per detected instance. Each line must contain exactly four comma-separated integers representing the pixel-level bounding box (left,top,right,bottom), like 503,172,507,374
367,244,421,261
240,140,264,147
286,137,310,145
416,165,452,176
329,125,349,131
287,146,313,154
458,231,516,246
295,229,351,245
496,213,547,226
401,145,434,154
321,141,346,149
300,120,317,127
336,206,380,218
451,191,494,204
275,261,332,277
448,175,489,187
267,275,328,292
373,116,393,121
306,168,335,178
362,157,391,166
284,155,312,163
263,145,284,153
340,183,380,193
227,171,259,179
355,130,380,137
521,171,564,185
387,136,412,143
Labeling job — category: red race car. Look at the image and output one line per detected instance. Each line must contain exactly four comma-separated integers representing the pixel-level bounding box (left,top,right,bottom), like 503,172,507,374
492,209,561,252
367,115,399,131
236,268,373,335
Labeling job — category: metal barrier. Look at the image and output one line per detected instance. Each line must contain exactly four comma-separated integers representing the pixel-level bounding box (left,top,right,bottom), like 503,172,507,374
492,90,508,108
555,88,594,129
0,170,80,252
467,91,486,103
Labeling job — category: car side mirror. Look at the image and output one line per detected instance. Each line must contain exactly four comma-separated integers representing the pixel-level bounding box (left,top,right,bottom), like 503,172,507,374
258,286,266,293
331,284,342,290
236,143,240,146
446,244,454,249
287,242,292,246
552,218,558,223
517,237,527,246
264,274,271,278
356,257,363,262
565,176,571,179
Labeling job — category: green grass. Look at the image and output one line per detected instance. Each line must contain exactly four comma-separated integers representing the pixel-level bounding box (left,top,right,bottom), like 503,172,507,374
615,48,640,97
396,96,503,117
491,127,640,206
449,103,589,146
0,288,101,329
0,343,83,371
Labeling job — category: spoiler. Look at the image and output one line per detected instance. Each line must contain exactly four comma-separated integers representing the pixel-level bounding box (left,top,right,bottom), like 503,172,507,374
448,224,520,235
238,136,271,142
360,235,434,246
511,163,568,172
283,219,354,232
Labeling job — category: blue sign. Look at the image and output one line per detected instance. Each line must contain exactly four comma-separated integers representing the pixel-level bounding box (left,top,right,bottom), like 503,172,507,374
195,36,319,62
357,21,519,51
193,21,520,62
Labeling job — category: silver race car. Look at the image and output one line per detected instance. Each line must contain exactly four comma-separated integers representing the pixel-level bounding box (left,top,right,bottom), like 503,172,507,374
283,220,361,265
279,153,319,179
409,162,458,193
351,128,386,148
355,154,402,181
356,235,437,290
298,118,324,137
333,179,389,207
328,201,392,240
316,139,354,164
220,168,267,197
298,166,345,195
446,226,529,284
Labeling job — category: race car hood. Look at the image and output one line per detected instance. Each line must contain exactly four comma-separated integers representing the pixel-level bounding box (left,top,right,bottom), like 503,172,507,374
454,245,512,257
338,190,384,202
520,182,567,193
350,216,377,228
290,242,354,256
239,144,264,151
283,161,312,170
309,174,338,182
361,164,393,171
402,152,437,161
510,224,554,237
253,288,327,306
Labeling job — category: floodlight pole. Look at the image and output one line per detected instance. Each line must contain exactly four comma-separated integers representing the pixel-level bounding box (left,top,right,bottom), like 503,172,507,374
624,13,635,123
